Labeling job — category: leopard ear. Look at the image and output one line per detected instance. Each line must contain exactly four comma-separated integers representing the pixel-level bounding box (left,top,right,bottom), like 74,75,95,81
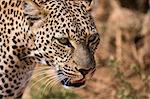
84,0,94,11
21,0,48,26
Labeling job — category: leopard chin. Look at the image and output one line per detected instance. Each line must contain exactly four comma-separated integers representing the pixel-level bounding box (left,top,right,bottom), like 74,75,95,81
60,78,86,88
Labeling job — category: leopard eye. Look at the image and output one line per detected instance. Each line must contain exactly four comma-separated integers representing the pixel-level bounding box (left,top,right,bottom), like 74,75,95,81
58,38,72,47
88,34,99,43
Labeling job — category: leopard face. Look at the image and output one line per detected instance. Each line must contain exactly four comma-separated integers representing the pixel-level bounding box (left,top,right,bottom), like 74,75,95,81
26,0,100,88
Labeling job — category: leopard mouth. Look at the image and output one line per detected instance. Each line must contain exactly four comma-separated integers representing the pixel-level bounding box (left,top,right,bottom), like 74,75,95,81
60,78,86,88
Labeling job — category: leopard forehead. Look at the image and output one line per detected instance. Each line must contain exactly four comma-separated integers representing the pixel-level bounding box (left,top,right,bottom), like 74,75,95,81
34,0,97,41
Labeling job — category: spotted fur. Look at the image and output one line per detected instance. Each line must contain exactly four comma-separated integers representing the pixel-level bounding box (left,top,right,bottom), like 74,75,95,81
0,0,100,98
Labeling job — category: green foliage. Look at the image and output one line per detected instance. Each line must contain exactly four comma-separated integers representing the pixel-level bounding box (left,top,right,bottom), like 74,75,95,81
30,87,82,99
116,79,138,99
107,57,119,67
106,58,150,99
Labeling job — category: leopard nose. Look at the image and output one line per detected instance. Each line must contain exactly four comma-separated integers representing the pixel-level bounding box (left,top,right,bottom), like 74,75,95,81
78,69,90,76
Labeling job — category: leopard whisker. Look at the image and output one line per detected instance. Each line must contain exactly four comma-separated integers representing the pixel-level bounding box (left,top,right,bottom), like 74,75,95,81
41,76,59,95
31,71,56,79
48,76,65,91
30,74,56,89
49,79,61,90
33,66,55,72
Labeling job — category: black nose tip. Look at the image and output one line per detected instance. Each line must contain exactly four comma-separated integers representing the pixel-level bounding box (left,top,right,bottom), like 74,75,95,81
78,69,90,76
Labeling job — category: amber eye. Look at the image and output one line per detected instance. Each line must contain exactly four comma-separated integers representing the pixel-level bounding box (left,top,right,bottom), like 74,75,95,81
88,34,99,43
58,38,72,47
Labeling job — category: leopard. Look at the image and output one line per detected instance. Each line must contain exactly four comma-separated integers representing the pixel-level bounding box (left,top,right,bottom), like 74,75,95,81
0,0,100,98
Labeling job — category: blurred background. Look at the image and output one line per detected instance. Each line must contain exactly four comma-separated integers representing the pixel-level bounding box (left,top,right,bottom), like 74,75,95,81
23,0,150,99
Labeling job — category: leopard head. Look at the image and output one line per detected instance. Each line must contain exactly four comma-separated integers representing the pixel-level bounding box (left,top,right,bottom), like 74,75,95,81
23,0,100,88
